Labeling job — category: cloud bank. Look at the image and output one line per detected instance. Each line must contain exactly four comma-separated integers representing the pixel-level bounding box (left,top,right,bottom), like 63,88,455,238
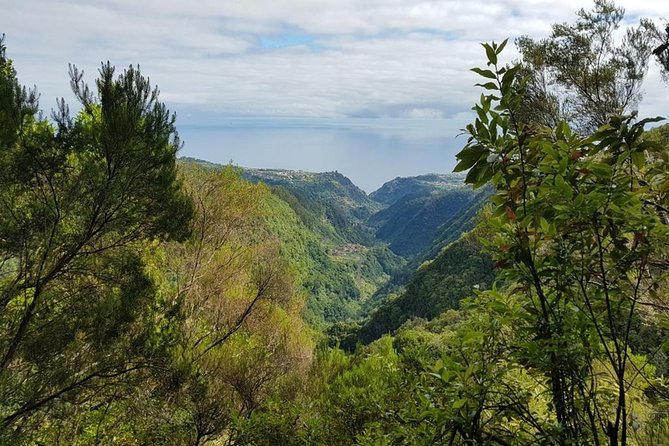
3,0,669,121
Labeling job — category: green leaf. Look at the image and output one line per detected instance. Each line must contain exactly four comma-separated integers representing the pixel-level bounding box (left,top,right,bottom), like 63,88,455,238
471,67,496,79
475,82,498,91
475,105,488,124
539,217,550,233
482,43,497,65
465,164,487,185
555,175,573,199
455,145,487,171
501,64,520,88
453,398,468,410
631,150,645,169
590,163,612,178
496,38,509,55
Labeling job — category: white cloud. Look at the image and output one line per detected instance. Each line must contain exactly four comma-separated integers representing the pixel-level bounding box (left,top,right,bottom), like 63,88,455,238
402,108,445,119
1,0,668,120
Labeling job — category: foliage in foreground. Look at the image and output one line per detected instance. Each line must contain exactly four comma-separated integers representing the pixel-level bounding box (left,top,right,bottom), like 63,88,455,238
0,34,194,441
0,37,313,444
453,37,669,445
3,1,669,442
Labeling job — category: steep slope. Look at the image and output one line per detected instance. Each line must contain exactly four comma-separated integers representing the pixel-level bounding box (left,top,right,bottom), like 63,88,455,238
419,185,492,260
363,187,490,305
180,158,493,333
358,234,494,343
245,169,406,322
366,173,481,258
369,173,467,205
178,159,405,325
368,188,477,257
357,186,494,342
243,168,382,244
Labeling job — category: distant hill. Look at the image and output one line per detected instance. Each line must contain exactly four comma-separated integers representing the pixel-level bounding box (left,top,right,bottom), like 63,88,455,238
178,158,405,324
369,173,467,205
179,157,493,331
419,186,492,259
359,187,491,317
242,168,380,220
242,168,382,245
365,173,486,258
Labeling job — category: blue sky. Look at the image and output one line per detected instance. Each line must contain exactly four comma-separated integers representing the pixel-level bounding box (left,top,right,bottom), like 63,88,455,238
2,0,669,191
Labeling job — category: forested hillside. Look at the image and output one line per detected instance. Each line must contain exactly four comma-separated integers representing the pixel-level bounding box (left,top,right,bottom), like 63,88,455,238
359,234,494,343
181,162,407,325
3,1,669,444
369,173,467,205
178,162,480,328
368,187,476,257
243,168,381,243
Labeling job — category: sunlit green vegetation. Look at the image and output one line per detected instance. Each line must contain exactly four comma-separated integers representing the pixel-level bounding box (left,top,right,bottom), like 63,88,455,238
2,1,669,444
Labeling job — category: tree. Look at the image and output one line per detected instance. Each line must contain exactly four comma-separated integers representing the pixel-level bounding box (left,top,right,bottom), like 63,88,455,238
144,164,312,445
652,23,669,81
516,0,656,134
0,35,37,150
456,39,669,445
0,36,192,438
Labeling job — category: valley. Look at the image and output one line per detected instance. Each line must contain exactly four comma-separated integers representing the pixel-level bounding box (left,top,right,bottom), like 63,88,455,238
181,158,493,341
4,3,669,442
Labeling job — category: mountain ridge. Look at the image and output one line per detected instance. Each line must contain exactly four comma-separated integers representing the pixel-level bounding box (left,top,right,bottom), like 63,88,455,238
178,156,489,332
369,172,468,205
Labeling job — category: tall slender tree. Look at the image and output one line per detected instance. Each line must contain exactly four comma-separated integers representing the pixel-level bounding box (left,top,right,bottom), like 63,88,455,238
516,0,656,134
0,36,192,439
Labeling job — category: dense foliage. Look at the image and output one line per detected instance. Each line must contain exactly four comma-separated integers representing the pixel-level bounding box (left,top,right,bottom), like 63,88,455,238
0,36,193,440
369,173,467,205
369,187,477,257
2,1,669,444
452,35,669,444
242,168,381,244
359,233,494,343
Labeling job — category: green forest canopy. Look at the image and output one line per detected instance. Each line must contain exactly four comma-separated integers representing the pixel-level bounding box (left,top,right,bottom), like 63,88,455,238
2,1,669,444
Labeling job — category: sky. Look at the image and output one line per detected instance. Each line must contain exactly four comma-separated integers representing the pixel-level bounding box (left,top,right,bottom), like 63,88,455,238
2,0,669,192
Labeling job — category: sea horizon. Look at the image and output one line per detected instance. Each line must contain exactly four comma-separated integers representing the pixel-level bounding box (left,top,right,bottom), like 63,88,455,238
178,116,469,193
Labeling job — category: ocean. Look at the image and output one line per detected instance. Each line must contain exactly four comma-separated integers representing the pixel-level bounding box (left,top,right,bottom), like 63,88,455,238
178,117,468,193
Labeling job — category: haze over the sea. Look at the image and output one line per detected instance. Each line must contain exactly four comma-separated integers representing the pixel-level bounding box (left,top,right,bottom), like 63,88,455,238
3,0,669,191
179,117,464,193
